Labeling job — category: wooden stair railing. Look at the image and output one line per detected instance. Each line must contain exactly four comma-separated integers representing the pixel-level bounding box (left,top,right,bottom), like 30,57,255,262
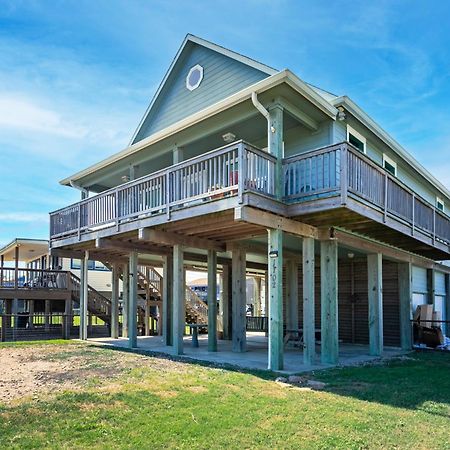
70,273,112,324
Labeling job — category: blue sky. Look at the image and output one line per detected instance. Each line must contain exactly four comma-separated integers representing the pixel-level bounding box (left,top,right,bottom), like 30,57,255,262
1,0,450,247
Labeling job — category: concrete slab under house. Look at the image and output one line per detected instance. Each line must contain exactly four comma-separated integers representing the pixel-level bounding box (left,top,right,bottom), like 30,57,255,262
37,34,450,371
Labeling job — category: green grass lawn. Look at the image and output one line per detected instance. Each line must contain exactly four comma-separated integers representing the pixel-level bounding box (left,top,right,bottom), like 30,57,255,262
0,343,449,449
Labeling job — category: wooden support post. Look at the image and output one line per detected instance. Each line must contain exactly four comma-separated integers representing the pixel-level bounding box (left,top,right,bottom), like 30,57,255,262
111,263,120,338
398,262,413,350
208,250,218,352
367,253,383,356
44,300,51,332
28,299,34,329
254,276,262,316
12,298,19,331
268,105,284,200
128,251,138,348
445,274,450,337
264,271,269,336
63,297,71,339
14,246,19,290
232,248,246,352
172,245,185,355
163,255,173,346
303,237,316,365
221,264,232,340
79,251,89,340
122,262,129,338
286,260,299,332
268,228,283,370
145,296,150,336
320,240,339,365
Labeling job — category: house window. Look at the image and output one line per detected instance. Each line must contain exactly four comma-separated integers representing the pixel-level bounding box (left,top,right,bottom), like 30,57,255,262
347,125,366,153
436,197,445,212
186,64,204,91
383,154,397,177
70,259,109,271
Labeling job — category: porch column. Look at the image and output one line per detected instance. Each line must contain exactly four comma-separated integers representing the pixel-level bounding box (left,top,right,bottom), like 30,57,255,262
44,300,51,332
303,237,316,365
79,251,89,340
232,248,246,352
398,262,413,350
268,228,283,371
221,263,232,340
12,298,19,331
264,271,269,336
320,240,338,364
254,276,262,316
28,300,35,329
145,295,150,336
110,263,120,339
172,245,185,355
445,274,450,337
208,250,218,352
128,251,138,349
63,297,71,339
163,255,173,346
367,254,383,356
122,262,129,338
286,259,299,332
268,105,284,199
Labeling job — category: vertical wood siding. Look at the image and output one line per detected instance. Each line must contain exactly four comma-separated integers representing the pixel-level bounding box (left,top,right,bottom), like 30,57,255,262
282,258,401,348
133,42,269,143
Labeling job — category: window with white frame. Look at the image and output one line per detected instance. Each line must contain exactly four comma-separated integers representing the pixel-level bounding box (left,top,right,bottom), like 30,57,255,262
383,154,397,177
436,197,445,212
347,125,366,153
186,64,204,91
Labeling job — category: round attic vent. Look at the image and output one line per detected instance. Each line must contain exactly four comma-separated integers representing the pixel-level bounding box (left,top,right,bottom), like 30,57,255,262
186,64,204,91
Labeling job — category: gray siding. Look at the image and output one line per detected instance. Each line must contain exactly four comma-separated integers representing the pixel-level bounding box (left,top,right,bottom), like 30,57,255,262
133,42,269,143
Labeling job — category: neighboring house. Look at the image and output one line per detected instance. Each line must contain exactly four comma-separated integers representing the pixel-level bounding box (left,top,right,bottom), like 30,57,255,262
49,34,450,370
0,238,114,341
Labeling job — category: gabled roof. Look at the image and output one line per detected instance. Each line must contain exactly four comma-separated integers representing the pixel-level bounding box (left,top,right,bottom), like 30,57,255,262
129,34,278,145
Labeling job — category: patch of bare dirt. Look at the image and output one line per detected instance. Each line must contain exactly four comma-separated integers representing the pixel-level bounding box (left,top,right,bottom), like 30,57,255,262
0,343,189,404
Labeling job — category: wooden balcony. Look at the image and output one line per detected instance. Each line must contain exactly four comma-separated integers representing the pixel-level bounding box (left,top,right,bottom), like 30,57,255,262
50,141,450,259
0,267,71,300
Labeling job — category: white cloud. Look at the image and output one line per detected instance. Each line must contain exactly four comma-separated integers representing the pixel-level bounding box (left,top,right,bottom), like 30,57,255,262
0,94,88,138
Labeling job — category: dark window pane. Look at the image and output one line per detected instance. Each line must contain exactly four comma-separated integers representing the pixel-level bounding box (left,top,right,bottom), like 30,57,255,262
349,133,364,152
384,160,396,176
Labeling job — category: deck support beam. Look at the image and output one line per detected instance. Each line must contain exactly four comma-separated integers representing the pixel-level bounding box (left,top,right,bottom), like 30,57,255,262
79,251,89,340
110,263,120,339
122,262,129,338
172,245,185,355
268,228,284,371
232,248,246,352
254,276,262,316
398,262,413,350
286,260,299,332
367,253,383,356
128,251,138,349
28,300,35,329
320,240,338,364
162,255,173,346
208,250,218,352
303,237,316,365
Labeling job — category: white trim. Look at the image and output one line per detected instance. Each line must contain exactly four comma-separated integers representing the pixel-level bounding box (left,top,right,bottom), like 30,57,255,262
60,70,338,186
186,64,204,91
436,196,445,212
332,95,450,201
383,153,397,176
347,124,366,153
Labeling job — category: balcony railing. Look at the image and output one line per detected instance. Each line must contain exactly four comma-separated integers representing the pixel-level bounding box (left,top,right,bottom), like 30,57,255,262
50,140,450,248
50,140,276,239
283,143,450,245
0,267,70,290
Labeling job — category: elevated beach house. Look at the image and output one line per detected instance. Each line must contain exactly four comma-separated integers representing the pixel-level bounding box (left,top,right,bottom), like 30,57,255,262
49,35,450,370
